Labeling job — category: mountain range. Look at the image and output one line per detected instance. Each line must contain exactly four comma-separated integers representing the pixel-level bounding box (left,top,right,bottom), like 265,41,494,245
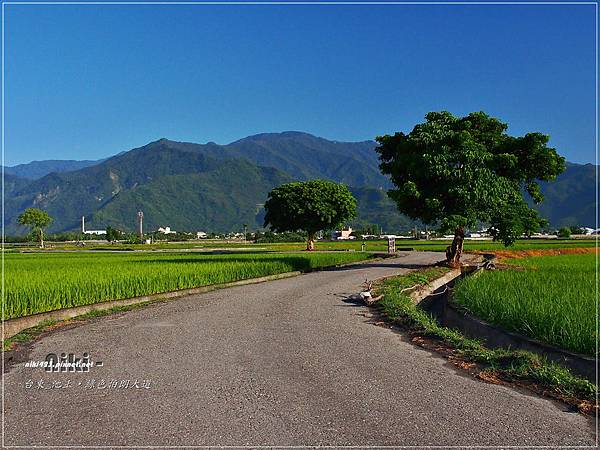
4,132,597,235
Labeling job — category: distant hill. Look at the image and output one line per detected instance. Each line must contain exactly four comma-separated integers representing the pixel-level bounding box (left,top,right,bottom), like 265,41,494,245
4,132,596,235
4,158,104,180
91,160,293,232
6,143,248,233
127,133,389,188
5,134,393,234
5,173,31,196
537,162,597,228
350,186,419,232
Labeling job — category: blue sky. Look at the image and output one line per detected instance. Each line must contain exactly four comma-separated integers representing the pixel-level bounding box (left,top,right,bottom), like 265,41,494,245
4,2,597,165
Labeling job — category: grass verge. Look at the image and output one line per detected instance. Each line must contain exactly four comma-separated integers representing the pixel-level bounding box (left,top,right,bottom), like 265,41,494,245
373,268,597,413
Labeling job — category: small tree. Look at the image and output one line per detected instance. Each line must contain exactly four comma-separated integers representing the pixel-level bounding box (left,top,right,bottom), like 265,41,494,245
376,111,565,266
106,226,123,243
558,227,572,238
264,180,357,251
17,208,53,248
569,225,584,235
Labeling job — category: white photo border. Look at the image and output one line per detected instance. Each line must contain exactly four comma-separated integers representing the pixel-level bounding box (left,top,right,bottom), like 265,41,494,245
1,1,598,448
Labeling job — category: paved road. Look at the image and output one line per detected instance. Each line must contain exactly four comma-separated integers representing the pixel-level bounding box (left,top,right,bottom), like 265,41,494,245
4,252,595,447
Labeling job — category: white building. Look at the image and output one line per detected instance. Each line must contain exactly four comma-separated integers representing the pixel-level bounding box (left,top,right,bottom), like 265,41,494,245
81,216,106,235
331,227,355,240
157,226,176,234
196,231,208,239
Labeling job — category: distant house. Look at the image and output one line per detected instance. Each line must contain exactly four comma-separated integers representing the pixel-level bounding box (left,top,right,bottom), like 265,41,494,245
196,231,208,239
360,234,378,240
331,227,355,240
157,226,176,234
84,230,106,236
466,231,490,239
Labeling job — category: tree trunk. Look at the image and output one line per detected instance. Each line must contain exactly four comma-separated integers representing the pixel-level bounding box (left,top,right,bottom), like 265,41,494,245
445,226,464,267
39,228,45,249
306,232,316,251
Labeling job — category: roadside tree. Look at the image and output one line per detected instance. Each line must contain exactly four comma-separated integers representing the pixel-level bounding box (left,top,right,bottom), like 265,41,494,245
375,111,565,266
264,180,357,251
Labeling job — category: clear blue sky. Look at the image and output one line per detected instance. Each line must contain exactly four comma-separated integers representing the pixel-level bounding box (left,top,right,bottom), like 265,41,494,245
4,2,597,165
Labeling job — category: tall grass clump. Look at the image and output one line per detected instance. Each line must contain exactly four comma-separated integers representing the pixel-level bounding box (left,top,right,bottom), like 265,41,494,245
453,254,595,356
5,251,370,319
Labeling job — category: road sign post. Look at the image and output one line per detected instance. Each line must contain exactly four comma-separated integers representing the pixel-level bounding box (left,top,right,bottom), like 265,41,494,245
387,236,396,254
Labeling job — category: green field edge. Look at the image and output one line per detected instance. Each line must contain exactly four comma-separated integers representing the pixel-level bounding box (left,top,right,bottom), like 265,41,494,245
373,268,597,407
3,253,380,351
6,251,377,320
5,237,597,253
452,254,595,356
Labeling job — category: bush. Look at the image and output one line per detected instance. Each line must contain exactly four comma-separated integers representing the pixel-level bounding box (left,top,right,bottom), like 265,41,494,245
557,227,572,238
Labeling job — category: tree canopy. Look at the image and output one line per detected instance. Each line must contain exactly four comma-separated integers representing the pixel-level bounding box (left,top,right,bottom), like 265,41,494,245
264,180,357,250
106,226,123,243
17,208,53,248
375,111,566,264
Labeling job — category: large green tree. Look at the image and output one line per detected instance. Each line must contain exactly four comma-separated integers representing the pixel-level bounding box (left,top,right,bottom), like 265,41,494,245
17,208,53,248
376,111,565,266
264,180,357,250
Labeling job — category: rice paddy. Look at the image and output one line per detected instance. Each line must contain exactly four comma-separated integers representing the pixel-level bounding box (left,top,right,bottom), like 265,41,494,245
453,253,596,356
5,251,372,319
6,238,596,253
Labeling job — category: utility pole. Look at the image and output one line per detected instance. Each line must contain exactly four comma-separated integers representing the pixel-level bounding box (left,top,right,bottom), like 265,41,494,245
243,224,248,244
137,211,144,242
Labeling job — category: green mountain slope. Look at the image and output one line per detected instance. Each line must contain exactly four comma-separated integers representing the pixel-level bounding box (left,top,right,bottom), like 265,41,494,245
4,159,102,180
4,132,597,235
5,174,31,196
6,143,229,234
536,162,597,228
350,186,418,232
91,160,293,232
131,132,389,188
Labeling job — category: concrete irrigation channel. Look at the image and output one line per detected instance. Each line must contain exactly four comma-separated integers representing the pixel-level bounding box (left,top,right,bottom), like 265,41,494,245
418,266,596,383
3,252,594,447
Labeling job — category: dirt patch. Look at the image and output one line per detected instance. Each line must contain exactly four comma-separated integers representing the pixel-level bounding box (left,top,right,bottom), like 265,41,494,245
474,247,598,262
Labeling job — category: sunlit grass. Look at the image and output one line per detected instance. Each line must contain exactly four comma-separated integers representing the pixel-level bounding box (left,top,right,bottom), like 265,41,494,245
453,254,595,355
6,238,596,253
5,251,371,319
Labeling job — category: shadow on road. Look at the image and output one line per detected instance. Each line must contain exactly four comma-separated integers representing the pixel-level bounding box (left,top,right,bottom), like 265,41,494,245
336,292,365,306
321,261,443,271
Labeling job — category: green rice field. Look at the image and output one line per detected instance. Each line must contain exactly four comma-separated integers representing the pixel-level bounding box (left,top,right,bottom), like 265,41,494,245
5,251,372,320
453,253,596,356
8,238,596,253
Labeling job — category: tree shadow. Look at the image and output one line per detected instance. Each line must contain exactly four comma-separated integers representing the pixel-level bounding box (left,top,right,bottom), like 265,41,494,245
334,292,366,306
321,261,444,271
138,255,312,267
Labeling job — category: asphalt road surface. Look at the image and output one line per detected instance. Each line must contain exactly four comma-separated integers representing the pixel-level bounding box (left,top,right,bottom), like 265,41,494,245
4,252,595,447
